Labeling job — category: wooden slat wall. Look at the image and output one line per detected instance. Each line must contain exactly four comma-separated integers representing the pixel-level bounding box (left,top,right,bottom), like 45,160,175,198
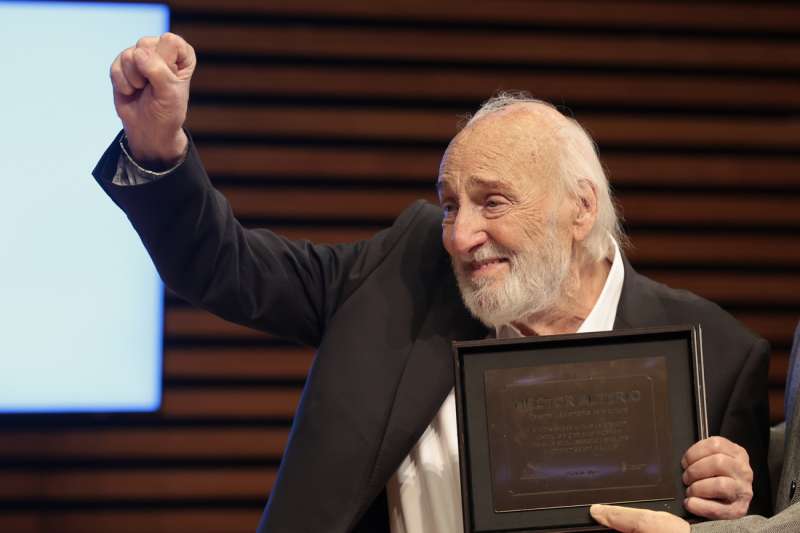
2,1,798,531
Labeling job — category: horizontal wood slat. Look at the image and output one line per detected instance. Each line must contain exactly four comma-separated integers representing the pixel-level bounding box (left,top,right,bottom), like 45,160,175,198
167,271,800,311
0,510,261,533
221,186,427,219
191,65,800,110
154,229,800,274
165,347,313,379
169,342,792,385
626,233,800,267
199,144,440,181
770,390,784,423
770,350,790,386
197,144,800,189
170,0,800,34
0,428,289,460
217,186,800,228
738,314,799,347
166,307,798,347
162,388,300,419
0,468,275,500
173,23,800,71
637,272,800,307
188,106,800,149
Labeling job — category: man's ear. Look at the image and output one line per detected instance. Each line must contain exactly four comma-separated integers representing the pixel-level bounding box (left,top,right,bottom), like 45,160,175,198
572,178,598,242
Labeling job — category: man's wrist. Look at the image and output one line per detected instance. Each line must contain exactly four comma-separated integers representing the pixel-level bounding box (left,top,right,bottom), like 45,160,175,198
124,130,189,171
119,130,189,178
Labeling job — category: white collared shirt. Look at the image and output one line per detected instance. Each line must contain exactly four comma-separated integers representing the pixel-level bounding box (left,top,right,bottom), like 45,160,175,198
387,240,625,533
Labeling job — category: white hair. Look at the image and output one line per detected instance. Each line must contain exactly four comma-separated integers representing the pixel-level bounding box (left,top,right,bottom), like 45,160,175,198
463,92,625,262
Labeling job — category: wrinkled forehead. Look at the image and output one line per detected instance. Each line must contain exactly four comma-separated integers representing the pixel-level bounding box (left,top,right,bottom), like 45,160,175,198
438,104,564,192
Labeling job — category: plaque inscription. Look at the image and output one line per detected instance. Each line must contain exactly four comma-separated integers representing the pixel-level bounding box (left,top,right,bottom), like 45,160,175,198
484,356,673,512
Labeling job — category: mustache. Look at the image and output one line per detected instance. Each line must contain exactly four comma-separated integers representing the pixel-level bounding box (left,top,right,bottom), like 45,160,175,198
465,242,515,264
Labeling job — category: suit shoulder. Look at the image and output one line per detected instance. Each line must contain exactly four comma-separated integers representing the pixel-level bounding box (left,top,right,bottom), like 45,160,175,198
340,200,443,281
396,200,442,232
381,200,443,253
638,274,762,345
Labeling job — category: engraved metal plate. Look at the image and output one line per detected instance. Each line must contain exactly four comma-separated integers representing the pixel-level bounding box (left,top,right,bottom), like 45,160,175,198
485,356,674,512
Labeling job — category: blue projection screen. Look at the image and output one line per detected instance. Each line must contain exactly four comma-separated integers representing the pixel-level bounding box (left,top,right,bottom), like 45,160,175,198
0,2,168,413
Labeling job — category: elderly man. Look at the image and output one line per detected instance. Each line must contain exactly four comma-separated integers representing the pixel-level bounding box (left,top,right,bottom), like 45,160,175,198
97,33,770,532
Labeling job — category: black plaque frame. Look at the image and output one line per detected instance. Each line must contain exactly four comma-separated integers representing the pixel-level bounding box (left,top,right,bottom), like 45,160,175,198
453,325,708,532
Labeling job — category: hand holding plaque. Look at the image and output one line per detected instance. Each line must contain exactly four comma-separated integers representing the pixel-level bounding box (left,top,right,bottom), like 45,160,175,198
681,436,753,519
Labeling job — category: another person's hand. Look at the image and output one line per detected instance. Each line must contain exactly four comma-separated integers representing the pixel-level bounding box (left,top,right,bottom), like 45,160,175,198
682,436,753,519
590,504,690,533
109,32,195,167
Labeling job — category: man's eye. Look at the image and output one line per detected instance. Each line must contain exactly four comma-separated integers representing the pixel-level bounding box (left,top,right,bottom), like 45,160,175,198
485,196,506,209
441,203,457,219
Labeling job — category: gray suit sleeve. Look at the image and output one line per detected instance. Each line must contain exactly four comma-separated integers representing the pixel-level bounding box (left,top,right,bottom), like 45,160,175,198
691,503,800,532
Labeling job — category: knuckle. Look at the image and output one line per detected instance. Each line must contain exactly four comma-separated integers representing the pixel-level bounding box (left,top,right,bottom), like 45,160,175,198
160,32,180,45
711,454,726,470
707,477,724,494
137,35,158,48
121,48,135,65
708,436,724,452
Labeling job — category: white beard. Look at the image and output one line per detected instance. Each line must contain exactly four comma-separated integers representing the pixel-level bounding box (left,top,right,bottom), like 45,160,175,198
452,225,571,328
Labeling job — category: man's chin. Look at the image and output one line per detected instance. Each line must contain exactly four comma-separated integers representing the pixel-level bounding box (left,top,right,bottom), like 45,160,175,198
457,286,512,328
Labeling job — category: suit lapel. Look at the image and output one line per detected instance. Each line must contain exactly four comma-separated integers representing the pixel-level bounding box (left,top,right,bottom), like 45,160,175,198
359,258,485,510
614,255,669,330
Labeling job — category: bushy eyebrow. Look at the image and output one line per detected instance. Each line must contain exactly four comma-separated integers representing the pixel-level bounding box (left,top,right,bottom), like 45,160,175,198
437,176,514,194
465,176,514,192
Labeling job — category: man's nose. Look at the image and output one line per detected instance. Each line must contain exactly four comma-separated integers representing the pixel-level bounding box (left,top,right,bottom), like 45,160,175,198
450,209,487,257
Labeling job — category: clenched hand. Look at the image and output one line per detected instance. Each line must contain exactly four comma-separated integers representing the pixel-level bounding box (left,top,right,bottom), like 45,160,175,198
110,32,195,168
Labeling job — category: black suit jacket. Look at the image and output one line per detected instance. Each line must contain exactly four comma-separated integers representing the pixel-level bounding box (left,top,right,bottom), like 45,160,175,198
94,135,771,532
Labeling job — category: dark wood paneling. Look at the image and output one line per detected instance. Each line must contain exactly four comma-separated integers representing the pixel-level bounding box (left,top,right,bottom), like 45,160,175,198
196,144,800,190
0,469,275,499
204,186,800,229
171,0,800,34
0,510,262,533
192,65,800,110
165,347,314,380
174,23,800,71
0,428,289,459
189,106,800,149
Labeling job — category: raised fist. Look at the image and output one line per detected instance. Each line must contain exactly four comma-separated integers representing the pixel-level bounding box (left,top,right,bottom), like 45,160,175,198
110,32,195,168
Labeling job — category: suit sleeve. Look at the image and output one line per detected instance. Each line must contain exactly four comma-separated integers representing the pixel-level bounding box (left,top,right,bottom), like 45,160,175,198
92,132,425,347
719,336,773,516
692,502,800,532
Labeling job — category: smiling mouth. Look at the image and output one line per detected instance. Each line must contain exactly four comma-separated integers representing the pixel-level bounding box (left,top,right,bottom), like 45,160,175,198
468,257,509,274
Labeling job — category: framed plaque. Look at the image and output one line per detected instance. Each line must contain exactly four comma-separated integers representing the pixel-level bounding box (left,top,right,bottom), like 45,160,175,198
453,325,707,532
